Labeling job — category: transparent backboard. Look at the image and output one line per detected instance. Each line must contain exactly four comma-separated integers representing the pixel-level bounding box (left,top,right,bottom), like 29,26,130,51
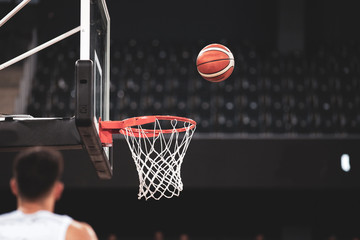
81,0,110,123
75,0,112,179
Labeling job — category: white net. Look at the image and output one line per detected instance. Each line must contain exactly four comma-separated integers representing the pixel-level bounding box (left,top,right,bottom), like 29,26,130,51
121,118,196,200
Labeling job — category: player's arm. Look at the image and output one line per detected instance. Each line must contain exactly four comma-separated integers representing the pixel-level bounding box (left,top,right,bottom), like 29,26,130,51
66,220,98,240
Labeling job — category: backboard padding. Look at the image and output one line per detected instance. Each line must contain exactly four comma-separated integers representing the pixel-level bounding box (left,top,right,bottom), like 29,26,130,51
75,60,112,179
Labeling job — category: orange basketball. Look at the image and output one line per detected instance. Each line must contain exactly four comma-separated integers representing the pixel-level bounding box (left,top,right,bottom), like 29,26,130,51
196,43,235,82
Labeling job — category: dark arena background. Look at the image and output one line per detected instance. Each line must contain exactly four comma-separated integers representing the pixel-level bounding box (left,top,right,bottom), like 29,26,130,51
1,0,360,239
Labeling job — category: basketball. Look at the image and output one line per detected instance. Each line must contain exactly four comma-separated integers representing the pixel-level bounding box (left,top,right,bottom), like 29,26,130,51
196,43,235,82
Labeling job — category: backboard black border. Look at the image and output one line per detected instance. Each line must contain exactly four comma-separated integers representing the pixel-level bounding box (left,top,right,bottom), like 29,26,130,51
75,60,112,179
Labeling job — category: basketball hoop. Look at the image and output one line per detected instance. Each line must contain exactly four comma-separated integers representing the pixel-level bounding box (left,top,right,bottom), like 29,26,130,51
99,115,196,200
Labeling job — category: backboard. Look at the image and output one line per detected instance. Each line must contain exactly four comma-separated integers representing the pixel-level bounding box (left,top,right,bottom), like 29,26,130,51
75,0,112,179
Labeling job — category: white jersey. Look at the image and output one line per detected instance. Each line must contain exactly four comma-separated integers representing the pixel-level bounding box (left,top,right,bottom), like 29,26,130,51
0,210,73,240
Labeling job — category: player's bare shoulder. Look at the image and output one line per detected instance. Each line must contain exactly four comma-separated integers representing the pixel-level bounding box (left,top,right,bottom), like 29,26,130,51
66,220,98,240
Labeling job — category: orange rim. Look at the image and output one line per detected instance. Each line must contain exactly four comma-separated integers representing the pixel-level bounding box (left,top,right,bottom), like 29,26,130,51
118,115,196,138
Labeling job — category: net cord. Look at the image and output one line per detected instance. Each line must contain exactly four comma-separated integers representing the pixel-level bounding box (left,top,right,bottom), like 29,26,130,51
122,119,196,200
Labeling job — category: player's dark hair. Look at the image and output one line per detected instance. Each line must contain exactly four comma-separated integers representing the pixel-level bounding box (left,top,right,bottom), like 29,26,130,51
13,146,64,200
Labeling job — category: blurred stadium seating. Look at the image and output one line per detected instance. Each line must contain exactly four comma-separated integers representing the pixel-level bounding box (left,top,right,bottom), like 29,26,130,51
26,38,360,135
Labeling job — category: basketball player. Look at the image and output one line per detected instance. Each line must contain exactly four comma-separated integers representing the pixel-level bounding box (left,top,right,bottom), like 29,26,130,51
0,146,98,240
